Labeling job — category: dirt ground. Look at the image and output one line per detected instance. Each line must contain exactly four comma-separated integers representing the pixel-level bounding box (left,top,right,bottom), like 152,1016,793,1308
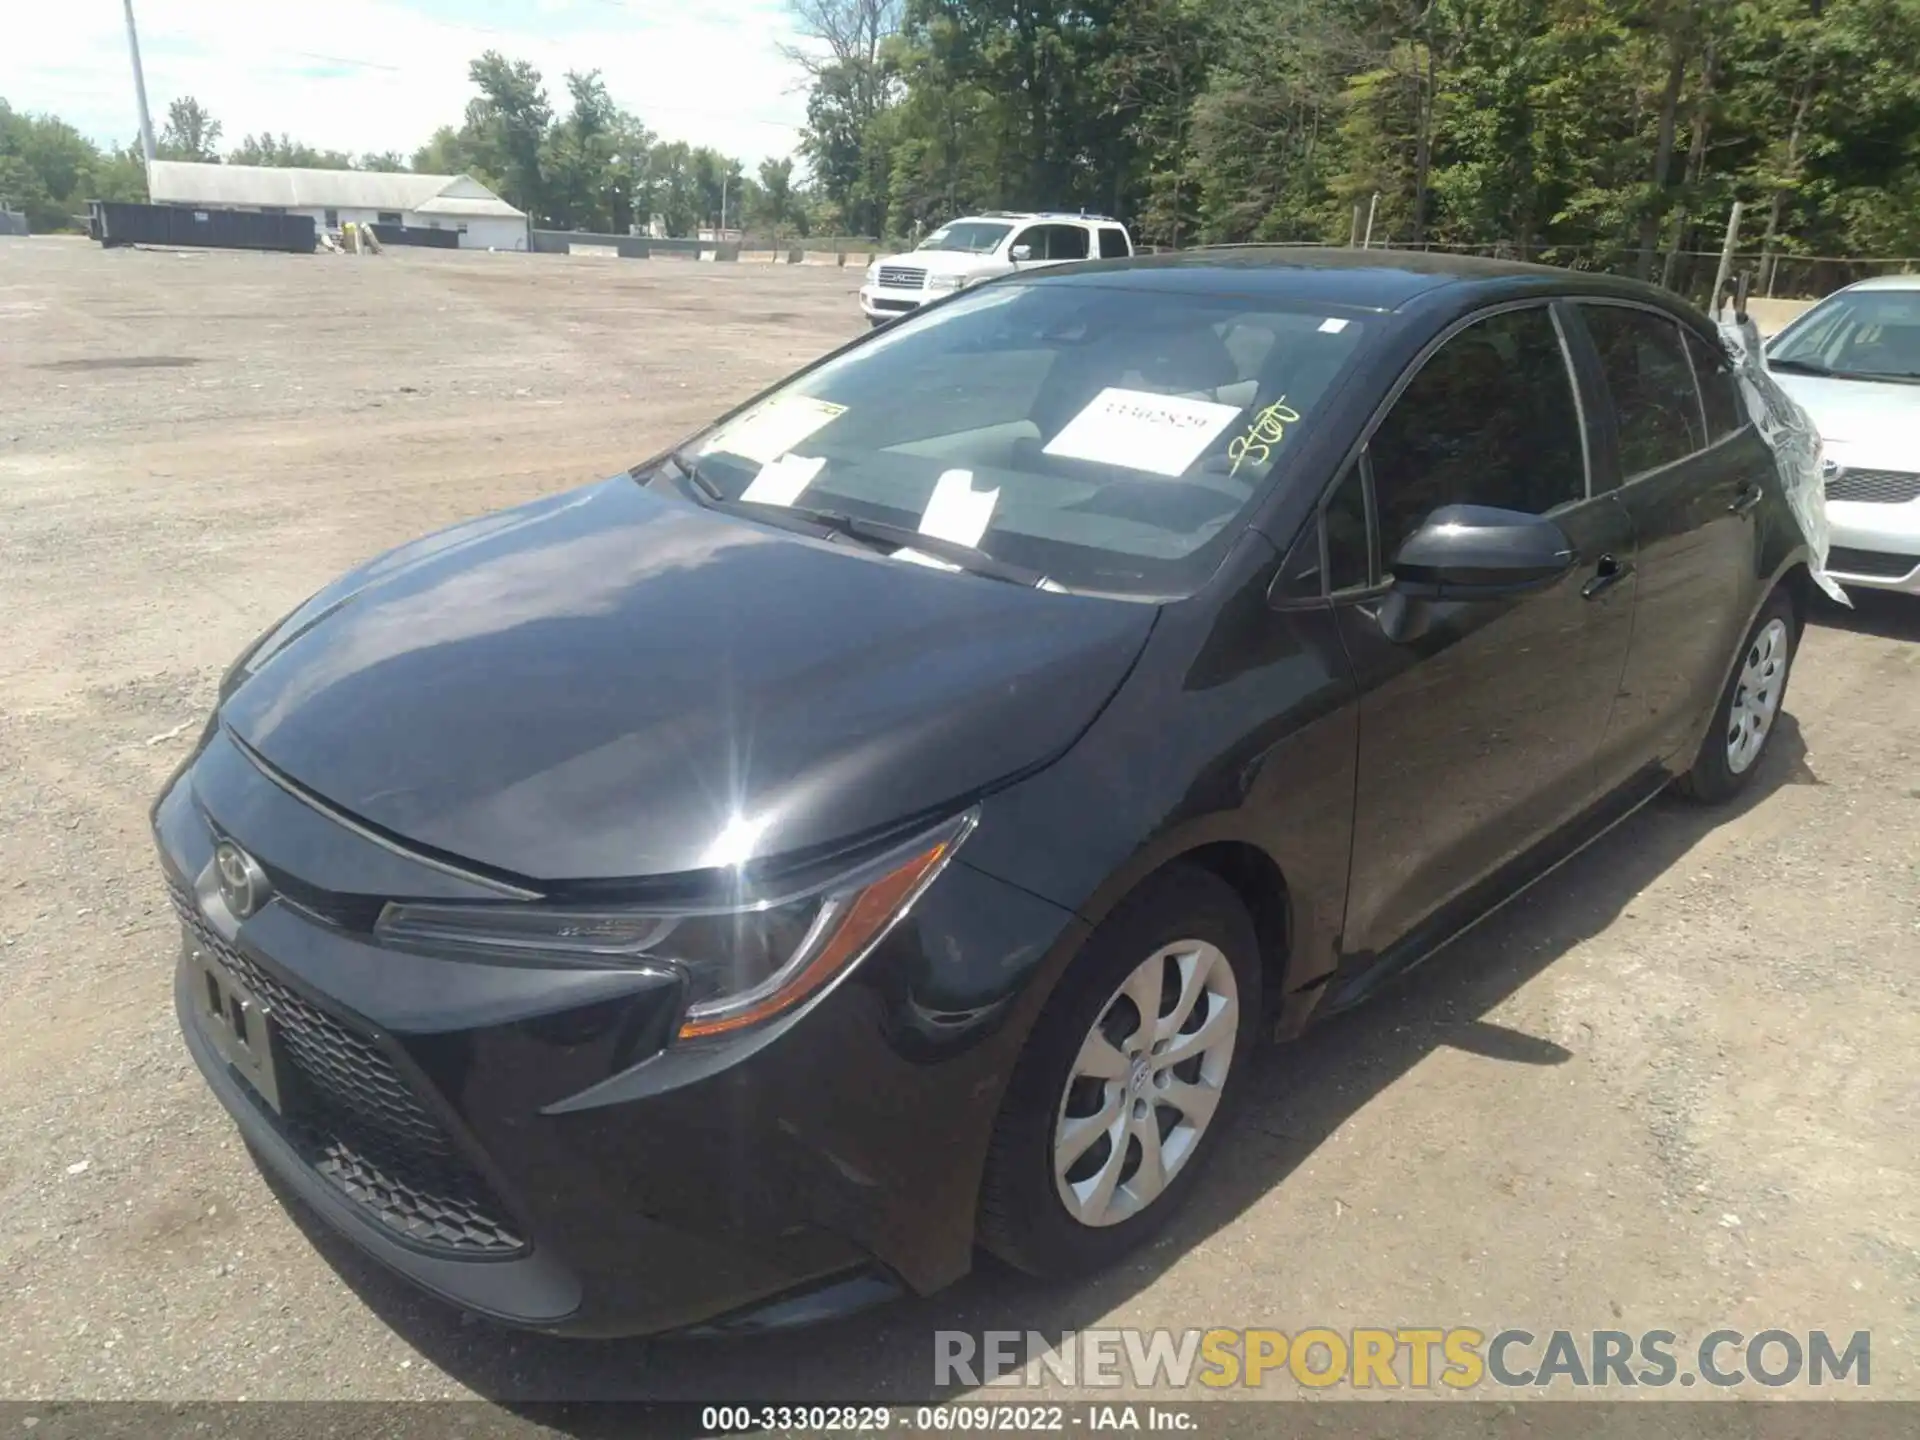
1,237,1916,1405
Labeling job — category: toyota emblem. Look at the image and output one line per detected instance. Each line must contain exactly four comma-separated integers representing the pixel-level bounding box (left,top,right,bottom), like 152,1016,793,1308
213,841,270,919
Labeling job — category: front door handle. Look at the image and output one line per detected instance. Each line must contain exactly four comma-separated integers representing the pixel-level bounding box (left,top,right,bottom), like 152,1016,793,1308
1582,553,1633,601
1730,482,1764,515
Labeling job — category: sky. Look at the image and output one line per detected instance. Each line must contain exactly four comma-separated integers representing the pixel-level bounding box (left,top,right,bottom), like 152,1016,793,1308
0,0,816,166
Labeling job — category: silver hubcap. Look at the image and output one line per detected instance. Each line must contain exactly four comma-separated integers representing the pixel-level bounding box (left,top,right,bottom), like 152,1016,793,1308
1052,941,1239,1228
1727,617,1789,775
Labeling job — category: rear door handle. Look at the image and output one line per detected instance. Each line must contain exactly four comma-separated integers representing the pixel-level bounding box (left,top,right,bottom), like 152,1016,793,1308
1730,482,1764,515
1582,553,1633,600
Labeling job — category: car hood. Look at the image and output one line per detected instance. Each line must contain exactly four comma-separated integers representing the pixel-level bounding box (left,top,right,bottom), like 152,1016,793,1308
219,479,1155,885
1767,370,1920,471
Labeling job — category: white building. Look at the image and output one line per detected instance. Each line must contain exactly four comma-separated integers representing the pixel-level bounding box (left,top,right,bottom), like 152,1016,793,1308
146,162,529,251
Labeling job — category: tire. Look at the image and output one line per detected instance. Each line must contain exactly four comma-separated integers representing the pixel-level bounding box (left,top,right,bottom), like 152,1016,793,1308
1676,587,1798,804
867,316,889,329
977,864,1261,1279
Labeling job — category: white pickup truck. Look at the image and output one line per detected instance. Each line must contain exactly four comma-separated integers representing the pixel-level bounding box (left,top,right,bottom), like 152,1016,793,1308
859,212,1135,326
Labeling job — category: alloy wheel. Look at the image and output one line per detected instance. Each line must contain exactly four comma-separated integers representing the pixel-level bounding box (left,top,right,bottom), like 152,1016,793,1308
1727,616,1789,775
1052,940,1239,1228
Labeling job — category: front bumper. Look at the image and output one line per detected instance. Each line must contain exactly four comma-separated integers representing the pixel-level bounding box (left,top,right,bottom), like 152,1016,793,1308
158,728,1085,1336
858,283,927,320
1826,498,1920,594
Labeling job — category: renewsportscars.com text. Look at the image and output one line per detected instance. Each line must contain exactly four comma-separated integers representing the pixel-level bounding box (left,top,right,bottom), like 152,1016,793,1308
936,1327,1871,1391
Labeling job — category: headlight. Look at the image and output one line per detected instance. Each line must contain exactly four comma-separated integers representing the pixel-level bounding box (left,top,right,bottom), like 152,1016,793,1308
865,262,881,283
925,274,966,294
374,810,976,1042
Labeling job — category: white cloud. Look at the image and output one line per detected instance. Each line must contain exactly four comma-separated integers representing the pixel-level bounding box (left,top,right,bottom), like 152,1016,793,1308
0,0,813,165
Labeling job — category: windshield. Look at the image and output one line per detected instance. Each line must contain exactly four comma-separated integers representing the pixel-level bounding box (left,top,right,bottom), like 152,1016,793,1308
666,282,1371,597
1769,287,1920,382
917,222,1012,255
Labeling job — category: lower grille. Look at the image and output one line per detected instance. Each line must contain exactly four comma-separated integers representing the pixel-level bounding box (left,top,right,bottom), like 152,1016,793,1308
871,297,918,313
876,265,926,289
170,883,525,1256
1826,468,1920,505
1827,546,1919,580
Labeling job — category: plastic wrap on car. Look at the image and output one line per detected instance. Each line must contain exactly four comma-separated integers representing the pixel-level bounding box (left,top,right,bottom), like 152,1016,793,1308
1716,313,1849,605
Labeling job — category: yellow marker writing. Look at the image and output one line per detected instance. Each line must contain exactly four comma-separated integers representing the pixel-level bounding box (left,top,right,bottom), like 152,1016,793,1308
1227,395,1303,476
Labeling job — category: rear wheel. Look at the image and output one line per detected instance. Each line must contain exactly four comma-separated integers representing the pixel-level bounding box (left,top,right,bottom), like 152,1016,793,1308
1677,587,1797,803
977,865,1260,1278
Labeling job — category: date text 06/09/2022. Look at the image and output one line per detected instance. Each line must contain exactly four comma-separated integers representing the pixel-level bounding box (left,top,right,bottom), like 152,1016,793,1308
698,1405,1198,1433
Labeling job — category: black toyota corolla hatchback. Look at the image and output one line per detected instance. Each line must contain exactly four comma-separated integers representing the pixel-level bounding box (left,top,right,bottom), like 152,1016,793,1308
158,249,1813,1337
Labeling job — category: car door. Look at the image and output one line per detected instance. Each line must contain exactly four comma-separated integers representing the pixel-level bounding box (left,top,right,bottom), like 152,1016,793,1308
1569,302,1771,775
1329,302,1637,959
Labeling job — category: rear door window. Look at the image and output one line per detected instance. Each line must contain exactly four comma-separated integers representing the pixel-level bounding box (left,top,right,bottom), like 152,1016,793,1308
1045,225,1090,261
1581,305,1708,476
1368,306,1588,566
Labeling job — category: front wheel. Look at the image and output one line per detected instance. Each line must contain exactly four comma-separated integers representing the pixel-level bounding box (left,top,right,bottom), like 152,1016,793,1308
977,865,1260,1278
1676,587,1798,803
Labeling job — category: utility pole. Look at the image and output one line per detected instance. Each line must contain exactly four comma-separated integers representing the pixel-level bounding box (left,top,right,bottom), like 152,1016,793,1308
1362,192,1379,250
720,173,730,237
122,0,158,173
1711,201,1743,318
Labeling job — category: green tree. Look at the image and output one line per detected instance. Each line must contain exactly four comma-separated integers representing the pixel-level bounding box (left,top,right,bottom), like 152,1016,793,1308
752,156,805,233
0,101,143,229
459,51,554,218
227,133,355,168
158,96,222,161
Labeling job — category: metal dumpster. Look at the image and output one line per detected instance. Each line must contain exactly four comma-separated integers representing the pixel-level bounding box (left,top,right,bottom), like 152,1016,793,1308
88,201,316,254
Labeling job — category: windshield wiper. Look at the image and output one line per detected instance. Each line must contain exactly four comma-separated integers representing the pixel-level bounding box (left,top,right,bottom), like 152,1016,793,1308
666,451,1052,588
794,508,1050,588
1770,356,1920,384
668,447,724,502
1767,355,1836,376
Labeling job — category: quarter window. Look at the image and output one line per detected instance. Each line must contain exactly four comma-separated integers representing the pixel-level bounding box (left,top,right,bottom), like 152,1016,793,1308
1368,306,1587,568
1685,330,1744,443
1098,227,1130,259
1582,305,1707,476
1324,465,1372,592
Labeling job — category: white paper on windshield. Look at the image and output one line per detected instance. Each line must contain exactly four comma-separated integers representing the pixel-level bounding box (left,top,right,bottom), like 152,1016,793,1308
1318,317,1350,334
917,468,999,547
703,396,846,466
1042,388,1242,477
740,452,825,506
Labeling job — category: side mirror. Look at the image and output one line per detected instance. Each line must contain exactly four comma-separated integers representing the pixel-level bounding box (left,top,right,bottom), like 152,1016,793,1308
1010,243,1033,262
1390,505,1575,600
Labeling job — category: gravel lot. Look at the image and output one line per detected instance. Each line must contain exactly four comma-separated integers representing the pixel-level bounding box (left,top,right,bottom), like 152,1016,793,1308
1,237,1917,1405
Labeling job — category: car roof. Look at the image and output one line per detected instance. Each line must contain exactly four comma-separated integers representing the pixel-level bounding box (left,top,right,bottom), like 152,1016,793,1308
1026,245,1677,313
950,212,1125,225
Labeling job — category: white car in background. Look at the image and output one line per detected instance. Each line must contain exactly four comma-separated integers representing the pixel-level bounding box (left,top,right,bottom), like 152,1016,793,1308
1765,275,1920,595
859,212,1134,326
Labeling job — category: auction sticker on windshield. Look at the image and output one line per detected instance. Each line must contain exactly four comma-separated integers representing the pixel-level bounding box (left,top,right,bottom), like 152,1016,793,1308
1043,388,1243,477
704,396,847,466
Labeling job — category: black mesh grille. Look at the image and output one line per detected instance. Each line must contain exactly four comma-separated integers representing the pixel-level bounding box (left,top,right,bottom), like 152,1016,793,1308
171,882,525,1256
1826,468,1920,505
1827,546,1919,580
